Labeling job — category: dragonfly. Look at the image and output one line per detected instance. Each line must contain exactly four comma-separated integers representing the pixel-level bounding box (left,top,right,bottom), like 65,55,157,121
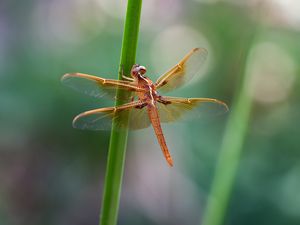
61,48,228,167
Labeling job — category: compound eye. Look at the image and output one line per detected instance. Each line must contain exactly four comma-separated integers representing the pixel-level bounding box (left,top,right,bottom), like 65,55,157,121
131,64,140,77
139,66,147,74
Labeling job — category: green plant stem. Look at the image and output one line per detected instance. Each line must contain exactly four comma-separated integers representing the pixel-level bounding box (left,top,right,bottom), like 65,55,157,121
201,48,254,225
99,1,142,225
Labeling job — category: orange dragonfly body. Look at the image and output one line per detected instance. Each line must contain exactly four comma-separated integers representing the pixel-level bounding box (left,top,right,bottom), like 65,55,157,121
62,48,228,167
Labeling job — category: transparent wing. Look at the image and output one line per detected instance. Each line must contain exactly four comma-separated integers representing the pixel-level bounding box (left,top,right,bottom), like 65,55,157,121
155,48,208,92
157,96,228,123
61,73,142,99
72,101,151,130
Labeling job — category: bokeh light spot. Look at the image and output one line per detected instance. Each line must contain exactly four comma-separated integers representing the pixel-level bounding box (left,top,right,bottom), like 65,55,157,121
246,41,296,104
31,0,107,49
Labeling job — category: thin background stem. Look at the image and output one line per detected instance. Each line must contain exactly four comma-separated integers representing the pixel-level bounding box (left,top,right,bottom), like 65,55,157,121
200,3,263,222
99,1,142,225
201,42,256,225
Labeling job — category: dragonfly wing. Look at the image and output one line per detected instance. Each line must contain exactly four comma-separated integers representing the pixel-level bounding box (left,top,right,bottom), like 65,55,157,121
155,48,208,92
157,96,228,123
61,73,142,99
128,104,151,130
73,101,151,130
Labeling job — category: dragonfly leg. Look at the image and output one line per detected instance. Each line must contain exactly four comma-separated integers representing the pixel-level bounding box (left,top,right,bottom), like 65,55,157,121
135,102,147,109
122,75,134,81
120,64,134,81
130,96,135,102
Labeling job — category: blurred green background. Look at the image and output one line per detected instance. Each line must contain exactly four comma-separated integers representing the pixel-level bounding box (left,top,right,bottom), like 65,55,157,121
1,0,300,225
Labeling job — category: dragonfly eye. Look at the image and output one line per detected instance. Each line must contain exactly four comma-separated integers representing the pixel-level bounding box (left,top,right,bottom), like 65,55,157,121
131,64,147,77
138,66,147,75
131,64,140,77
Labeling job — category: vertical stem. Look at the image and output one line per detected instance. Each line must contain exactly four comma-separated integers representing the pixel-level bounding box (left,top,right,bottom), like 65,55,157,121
99,1,142,225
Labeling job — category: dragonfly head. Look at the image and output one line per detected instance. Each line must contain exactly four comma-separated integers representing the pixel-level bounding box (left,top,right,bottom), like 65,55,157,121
131,64,147,78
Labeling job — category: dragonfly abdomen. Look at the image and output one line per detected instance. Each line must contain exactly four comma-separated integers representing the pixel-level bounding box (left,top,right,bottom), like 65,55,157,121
148,106,173,167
